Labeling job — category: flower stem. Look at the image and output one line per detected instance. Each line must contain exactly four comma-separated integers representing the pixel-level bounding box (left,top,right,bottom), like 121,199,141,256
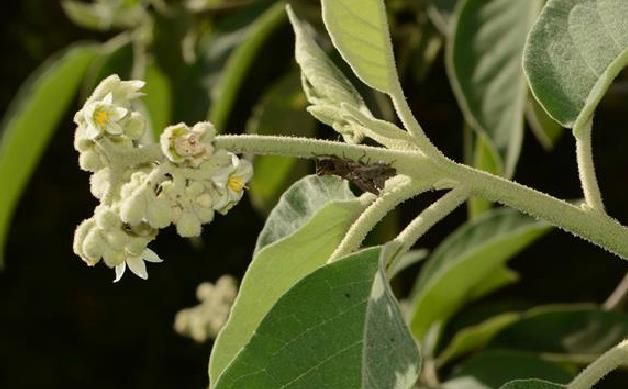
604,271,628,311
575,118,605,212
328,175,430,262
568,339,628,389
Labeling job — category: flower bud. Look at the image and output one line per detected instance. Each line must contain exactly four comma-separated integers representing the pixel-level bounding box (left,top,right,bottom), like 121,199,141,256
82,229,106,264
105,229,128,250
176,212,201,237
79,149,105,172
103,248,125,268
120,193,148,226
95,205,121,230
124,112,145,140
146,198,173,229
90,169,110,199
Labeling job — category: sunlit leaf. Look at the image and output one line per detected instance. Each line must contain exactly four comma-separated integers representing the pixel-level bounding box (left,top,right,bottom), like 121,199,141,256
320,0,400,95
0,44,99,268
214,247,420,389
209,175,372,383
523,0,628,133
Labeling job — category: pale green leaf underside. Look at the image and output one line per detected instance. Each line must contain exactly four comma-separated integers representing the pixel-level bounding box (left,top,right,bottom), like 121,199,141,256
409,209,550,340
449,0,541,177
0,43,99,268
209,176,369,384
214,248,420,389
320,0,399,94
523,0,628,132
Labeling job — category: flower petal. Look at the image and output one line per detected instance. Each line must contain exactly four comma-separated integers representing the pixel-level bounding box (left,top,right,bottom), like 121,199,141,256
126,256,148,280
142,248,163,263
114,262,126,283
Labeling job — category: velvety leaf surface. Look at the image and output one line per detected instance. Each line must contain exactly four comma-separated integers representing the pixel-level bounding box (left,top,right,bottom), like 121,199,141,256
523,0,628,132
214,247,420,389
320,0,400,94
208,175,372,383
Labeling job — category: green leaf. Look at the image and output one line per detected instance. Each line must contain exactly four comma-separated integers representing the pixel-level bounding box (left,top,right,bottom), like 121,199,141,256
143,60,172,139
287,5,366,112
80,35,133,99
526,95,564,151
499,379,565,389
320,0,400,95
246,71,316,214
523,0,628,133
0,43,99,268
437,313,521,365
62,0,111,30
448,0,542,177
213,247,421,388
468,131,502,219
490,304,628,355
208,1,287,131
209,175,372,383
409,209,551,341
452,350,573,387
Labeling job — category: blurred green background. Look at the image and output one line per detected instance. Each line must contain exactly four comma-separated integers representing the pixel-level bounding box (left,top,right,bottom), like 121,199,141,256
1,0,627,388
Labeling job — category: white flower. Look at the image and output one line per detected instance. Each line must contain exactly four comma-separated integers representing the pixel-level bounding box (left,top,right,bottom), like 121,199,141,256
85,74,144,106
114,248,163,282
212,153,253,214
83,93,128,139
160,122,215,165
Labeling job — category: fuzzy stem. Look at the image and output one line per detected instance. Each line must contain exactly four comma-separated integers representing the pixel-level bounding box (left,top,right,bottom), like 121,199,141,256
575,118,605,212
390,86,444,160
568,339,628,389
215,134,628,261
328,175,430,262
391,187,469,259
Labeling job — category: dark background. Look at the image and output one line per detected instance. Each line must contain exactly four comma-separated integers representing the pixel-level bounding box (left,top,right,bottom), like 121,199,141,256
1,1,627,388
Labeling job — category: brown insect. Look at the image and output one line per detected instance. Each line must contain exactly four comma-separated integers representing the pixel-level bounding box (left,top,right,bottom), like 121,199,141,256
315,155,396,194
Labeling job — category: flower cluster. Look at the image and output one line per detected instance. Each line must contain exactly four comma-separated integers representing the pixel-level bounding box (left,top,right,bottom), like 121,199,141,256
72,75,253,282
174,275,238,342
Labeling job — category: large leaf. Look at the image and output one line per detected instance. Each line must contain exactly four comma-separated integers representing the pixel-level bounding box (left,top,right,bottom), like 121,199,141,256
500,379,564,389
490,304,628,355
0,43,99,267
320,0,400,95
448,0,542,177
452,350,573,387
209,175,372,383
409,209,551,340
246,71,316,213
213,247,421,389
208,1,287,131
523,0,628,133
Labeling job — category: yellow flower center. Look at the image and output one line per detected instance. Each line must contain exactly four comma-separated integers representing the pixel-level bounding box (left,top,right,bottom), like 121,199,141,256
94,109,109,127
227,175,244,193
